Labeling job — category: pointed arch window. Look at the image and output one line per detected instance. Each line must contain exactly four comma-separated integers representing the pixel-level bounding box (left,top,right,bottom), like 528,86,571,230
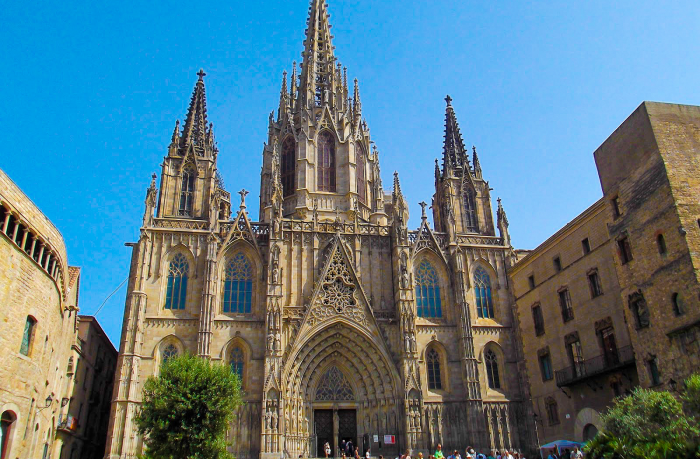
179,165,196,217
165,254,188,310
485,349,501,389
463,187,478,232
230,347,244,381
426,348,442,390
356,144,366,204
281,137,296,197
474,267,494,319
223,253,253,313
415,260,442,318
317,131,336,192
162,344,178,364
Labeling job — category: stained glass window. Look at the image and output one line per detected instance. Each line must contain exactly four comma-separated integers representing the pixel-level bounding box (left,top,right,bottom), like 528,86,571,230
165,254,188,310
356,144,366,204
162,344,178,363
317,131,336,192
223,253,253,313
415,260,442,318
179,165,196,216
20,316,36,356
474,268,494,319
230,347,244,380
281,137,296,197
427,348,442,390
485,349,501,389
464,188,478,232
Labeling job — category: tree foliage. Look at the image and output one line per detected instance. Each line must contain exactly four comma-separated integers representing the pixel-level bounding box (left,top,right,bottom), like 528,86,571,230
585,374,700,459
136,353,243,459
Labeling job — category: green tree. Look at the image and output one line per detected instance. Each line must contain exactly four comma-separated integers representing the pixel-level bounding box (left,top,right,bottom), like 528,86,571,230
136,353,243,459
585,374,700,459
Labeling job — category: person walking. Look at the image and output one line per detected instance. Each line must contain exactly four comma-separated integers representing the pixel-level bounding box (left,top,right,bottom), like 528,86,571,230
324,442,331,458
434,444,444,459
366,448,371,459
571,447,583,459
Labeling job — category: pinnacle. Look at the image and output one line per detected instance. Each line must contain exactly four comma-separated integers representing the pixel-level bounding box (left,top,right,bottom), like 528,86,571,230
180,70,210,152
442,95,467,174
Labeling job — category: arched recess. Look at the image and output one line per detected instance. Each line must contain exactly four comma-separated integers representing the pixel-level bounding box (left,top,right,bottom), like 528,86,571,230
412,249,452,321
422,340,450,393
479,341,507,394
217,241,263,317
151,334,186,372
219,336,253,389
0,405,20,459
573,408,602,442
159,244,196,313
469,260,500,322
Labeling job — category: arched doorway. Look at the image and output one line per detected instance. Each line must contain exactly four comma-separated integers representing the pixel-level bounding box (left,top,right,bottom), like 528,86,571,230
583,423,598,441
313,366,358,458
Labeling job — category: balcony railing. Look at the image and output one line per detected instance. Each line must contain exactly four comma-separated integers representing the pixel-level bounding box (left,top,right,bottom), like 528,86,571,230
555,345,635,387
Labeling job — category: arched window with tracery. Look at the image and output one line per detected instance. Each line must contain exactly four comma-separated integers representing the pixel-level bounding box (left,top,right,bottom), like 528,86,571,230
223,253,253,313
474,267,494,319
463,187,478,232
281,137,296,197
485,349,501,389
179,164,196,216
230,347,244,381
317,131,336,192
414,260,442,318
162,344,178,364
426,348,442,390
356,144,366,204
165,254,188,310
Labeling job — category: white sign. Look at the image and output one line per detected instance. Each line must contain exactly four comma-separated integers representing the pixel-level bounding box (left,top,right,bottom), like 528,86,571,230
373,435,379,443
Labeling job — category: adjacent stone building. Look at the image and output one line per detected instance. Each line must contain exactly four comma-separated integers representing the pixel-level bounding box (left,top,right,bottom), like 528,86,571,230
104,1,536,458
55,316,117,459
0,168,79,459
594,101,700,390
509,199,638,445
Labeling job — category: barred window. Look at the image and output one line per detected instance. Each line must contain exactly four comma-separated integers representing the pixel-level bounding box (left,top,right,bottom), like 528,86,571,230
485,349,501,389
317,131,336,192
179,165,196,216
474,267,494,319
165,254,189,310
281,137,296,197
223,253,253,313
414,260,442,318
426,348,442,390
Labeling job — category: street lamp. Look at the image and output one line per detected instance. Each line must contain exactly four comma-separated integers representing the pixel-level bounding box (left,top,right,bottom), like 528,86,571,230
37,394,54,412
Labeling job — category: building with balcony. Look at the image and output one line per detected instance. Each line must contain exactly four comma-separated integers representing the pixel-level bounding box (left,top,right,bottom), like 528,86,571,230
510,198,639,445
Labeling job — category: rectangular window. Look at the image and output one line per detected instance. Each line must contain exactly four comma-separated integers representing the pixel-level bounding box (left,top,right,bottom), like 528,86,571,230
528,275,535,290
588,271,603,298
20,317,36,356
546,401,560,425
558,289,574,322
582,238,591,254
600,327,619,367
612,196,621,218
647,357,661,386
532,305,545,336
539,353,553,381
568,338,585,377
553,256,562,272
618,237,633,264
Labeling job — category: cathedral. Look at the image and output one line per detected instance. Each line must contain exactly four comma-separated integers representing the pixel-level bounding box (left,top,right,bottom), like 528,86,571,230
104,1,534,457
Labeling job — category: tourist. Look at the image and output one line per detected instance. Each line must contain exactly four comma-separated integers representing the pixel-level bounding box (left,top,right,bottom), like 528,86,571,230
466,447,475,459
342,440,346,454
366,448,371,459
355,447,361,459
561,449,570,459
486,452,496,459
324,442,331,458
546,450,558,459
434,444,444,459
417,453,424,459
347,441,354,456
571,447,583,459
494,450,501,459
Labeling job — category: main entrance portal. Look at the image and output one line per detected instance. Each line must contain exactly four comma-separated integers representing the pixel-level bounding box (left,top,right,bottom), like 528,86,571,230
314,409,357,457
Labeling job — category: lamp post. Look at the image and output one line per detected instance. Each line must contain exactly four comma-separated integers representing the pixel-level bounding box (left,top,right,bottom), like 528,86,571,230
37,395,54,412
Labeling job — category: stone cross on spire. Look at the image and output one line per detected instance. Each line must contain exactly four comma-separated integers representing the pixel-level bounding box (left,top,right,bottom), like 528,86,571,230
445,94,452,106
197,69,206,80
238,189,249,208
419,201,428,219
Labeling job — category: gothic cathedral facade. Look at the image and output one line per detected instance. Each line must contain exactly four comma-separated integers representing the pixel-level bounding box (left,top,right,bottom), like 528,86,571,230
104,1,534,458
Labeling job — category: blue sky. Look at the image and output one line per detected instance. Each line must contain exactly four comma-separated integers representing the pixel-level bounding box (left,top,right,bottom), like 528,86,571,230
1,0,698,345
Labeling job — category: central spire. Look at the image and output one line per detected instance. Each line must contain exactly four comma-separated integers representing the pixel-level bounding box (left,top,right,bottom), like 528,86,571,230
442,95,469,175
299,0,339,108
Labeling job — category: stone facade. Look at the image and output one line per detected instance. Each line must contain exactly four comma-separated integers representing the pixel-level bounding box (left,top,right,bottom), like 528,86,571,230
103,1,535,458
0,168,80,459
55,316,117,459
594,101,700,390
509,199,639,445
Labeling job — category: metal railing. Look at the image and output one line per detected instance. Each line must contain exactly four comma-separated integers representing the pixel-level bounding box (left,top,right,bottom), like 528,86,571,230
555,345,635,387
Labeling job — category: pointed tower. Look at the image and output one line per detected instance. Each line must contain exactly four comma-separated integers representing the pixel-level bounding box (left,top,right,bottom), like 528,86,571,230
432,96,495,236
157,70,230,221
259,0,387,225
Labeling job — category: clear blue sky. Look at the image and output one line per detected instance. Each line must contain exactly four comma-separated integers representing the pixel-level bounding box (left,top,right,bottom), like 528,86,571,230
1,0,698,345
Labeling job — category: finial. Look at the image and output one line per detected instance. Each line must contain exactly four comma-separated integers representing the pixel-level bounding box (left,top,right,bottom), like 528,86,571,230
419,201,428,219
445,95,452,106
238,189,249,208
150,173,157,187
197,69,206,81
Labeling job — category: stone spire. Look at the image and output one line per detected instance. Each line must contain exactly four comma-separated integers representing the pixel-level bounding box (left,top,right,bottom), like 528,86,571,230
353,78,362,126
497,197,510,246
442,95,468,176
290,62,298,105
299,0,337,108
180,69,213,156
392,171,403,201
170,120,180,145
472,145,482,179
279,70,289,117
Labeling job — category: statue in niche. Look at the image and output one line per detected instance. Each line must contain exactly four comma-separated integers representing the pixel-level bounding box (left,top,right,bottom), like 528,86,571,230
410,335,417,353
267,333,274,352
